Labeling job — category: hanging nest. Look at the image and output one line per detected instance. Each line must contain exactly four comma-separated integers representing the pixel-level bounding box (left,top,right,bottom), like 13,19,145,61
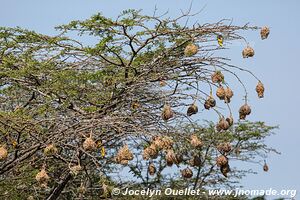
211,71,224,83
242,46,255,58
165,150,177,166
226,115,234,127
35,168,50,186
190,134,203,148
239,104,251,120
148,163,156,176
184,43,198,57
115,144,134,165
181,168,193,178
187,103,198,116
217,142,232,154
143,144,158,160
216,86,226,100
220,163,230,177
70,165,82,176
161,104,174,121
224,87,234,103
263,162,269,172
216,118,230,131
153,136,173,150
204,95,216,110
216,155,228,167
175,154,183,164
256,81,265,98
83,136,97,151
44,144,58,156
0,145,8,161
260,26,270,40
189,155,202,167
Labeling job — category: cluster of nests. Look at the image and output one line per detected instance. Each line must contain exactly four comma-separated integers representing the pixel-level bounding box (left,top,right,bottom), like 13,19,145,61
161,69,265,130
216,142,233,177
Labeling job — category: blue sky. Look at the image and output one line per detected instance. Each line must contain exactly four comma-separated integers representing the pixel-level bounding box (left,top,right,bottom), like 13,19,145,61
1,0,299,198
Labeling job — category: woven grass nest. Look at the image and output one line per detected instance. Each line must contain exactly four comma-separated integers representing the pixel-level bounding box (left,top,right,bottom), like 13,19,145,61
260,26,270,40
148,163,156,176
242,46,255,58
184,43,198,57
143,144,158,160
152,136,174,150
83,136,97,151
190,134,203,148
181,168,193,178
161,104,174,121
239,104,251,120
189,155,201,167
35,168,50,187
216,117,230,132
216,155,228,167
204,95,216,110
217,142,232,154
0,145,8,161
187,103,198,116
115,144,134,165
211,71,224,83
256,81,265,98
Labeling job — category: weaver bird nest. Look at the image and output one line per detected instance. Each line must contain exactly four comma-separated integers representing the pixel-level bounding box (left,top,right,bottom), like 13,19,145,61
83,136,97,151
190,134,203,148
0,145,8,161
187,103,198,116
161,104,174,121
115,144,134,165
184,43,198,57
35,168,50,187
216,155,228,167
143,144,158,160
239,104,252,120
181,168,193,178
217,142,232,154
242,46,255,58
204,95,216,110
260,26,270,40
148,163,156,176
211,71,224,83
256,81,265,98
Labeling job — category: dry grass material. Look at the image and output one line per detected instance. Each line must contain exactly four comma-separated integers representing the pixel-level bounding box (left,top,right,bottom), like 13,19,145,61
44,144,58,156
148,163,156,176
216,155,228,167
217,142,232,154
83,137,97,151
115,144,134,165
153,136,173,150
226,115,234,126
216,86,225,100
165,150,177,166
142,144,158,160
204,95,216,110
260,26,270,40
187,103,198,116
224,87,234,103
35,168,50,186
216,118,230,131
256,81,265,98
211,71,224,83
184,43,198,57
190,134,203,148
181,168,193,178
239,104,251,120
242,46,255,58
161,104,174,121
0,146,8,160
189,155,201,167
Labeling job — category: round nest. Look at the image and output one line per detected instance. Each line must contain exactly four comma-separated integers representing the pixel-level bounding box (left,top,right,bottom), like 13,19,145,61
224,87,234,103
83,137,97,151
165,150,177,166
216,155,228,167
216,118,230,131
189,155,201,167
256,81,265,98
181,168,193,178
115,144,134,165
217,142,232,154
211,71,224,83
204,95,216,109
184,43,198,57
161,104,174,121
35,168,50,185
263,163,269,172
216,86,225,100
190,134,203,148
260,26,270,40
142,144,158,160
0,146,8,161
220,163,230,177
187,103,198,116
239,104,251,120
148,163,156,176
242,46,255,58
226,115,234,126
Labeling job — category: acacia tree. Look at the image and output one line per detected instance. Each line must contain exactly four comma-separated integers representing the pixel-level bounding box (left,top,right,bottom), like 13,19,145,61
0,9,277,199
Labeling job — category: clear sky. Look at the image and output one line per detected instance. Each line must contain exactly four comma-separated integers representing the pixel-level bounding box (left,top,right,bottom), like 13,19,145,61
1,0,299,198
